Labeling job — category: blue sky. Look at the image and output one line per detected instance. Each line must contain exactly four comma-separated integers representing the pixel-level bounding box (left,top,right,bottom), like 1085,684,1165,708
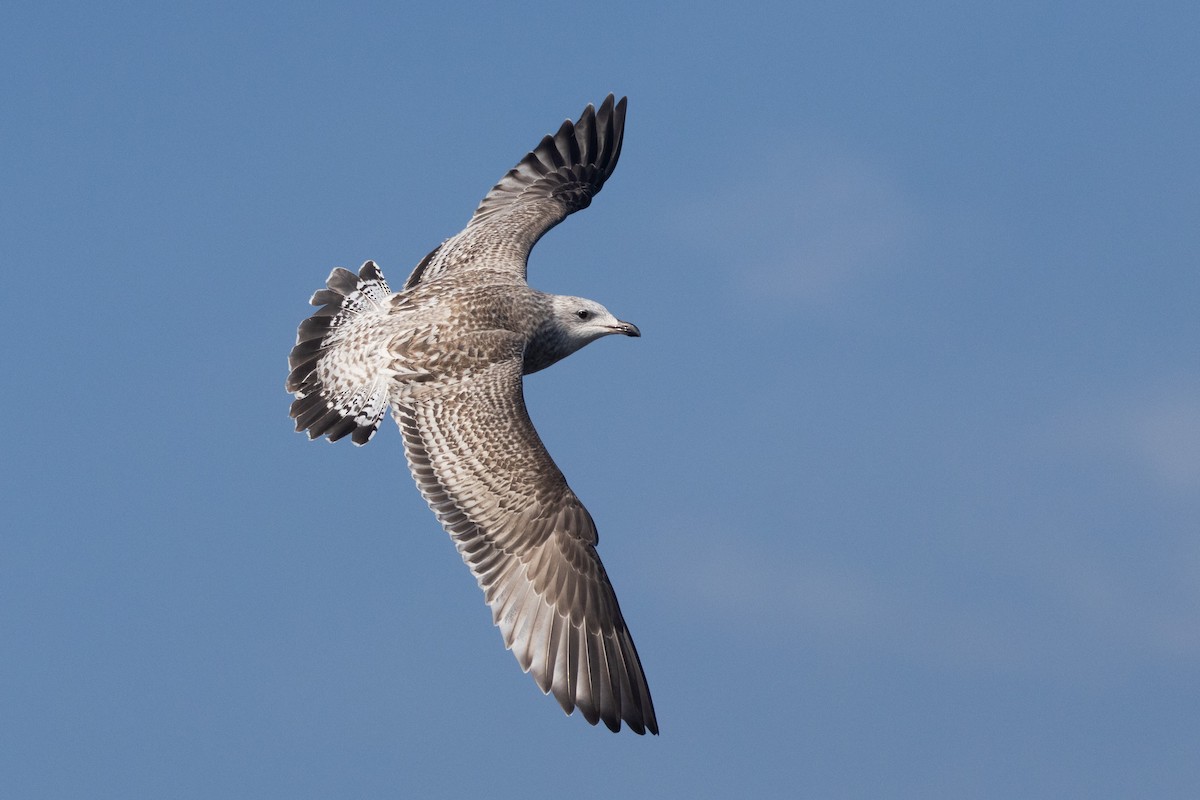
3,2,1198,797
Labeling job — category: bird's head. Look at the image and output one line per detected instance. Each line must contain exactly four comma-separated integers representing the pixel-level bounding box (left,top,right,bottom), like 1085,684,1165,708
552,295,641,345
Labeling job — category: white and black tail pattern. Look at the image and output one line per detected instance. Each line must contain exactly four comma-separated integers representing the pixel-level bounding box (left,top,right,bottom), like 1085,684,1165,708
287,261,393,445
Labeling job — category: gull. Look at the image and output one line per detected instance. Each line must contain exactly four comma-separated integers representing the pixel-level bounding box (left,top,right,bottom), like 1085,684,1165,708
286,95,656,734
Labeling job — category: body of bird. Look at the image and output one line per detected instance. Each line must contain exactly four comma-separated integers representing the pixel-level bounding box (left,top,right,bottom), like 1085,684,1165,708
285,95,657,735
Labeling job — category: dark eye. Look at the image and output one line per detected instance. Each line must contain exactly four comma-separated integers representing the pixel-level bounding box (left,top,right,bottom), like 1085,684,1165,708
575,309,591,320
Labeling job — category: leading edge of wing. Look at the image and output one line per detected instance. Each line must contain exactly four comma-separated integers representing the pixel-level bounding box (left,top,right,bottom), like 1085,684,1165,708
403,94,627,289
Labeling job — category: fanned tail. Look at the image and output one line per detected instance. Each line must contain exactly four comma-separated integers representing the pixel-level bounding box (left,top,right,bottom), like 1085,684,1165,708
286,261,393,445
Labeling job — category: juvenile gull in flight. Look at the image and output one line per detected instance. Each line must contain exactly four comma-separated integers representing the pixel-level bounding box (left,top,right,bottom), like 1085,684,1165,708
286,95,656,734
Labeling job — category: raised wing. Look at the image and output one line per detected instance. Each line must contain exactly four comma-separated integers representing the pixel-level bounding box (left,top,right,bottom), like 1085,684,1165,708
394,342,657,734
404,94,627,289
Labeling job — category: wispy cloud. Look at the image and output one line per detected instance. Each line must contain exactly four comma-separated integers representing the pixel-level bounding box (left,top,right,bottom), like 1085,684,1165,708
644,376,1200,681
671,532,885,637
672,139,921,309
1123,391,1200,493
1057,380,1200,496
651,515,1200,682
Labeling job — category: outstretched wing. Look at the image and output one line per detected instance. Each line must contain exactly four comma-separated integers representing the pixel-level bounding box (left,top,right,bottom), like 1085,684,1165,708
404,94,627,289
395,340,657,734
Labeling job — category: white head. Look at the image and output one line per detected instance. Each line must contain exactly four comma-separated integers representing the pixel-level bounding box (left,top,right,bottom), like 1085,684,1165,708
550,295,641,345
524,295,640,374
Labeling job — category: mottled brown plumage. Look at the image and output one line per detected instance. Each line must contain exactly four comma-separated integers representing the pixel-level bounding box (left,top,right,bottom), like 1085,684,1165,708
286,96,656,734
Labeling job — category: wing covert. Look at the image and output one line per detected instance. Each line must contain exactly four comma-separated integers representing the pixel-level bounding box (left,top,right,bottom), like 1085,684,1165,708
393,347,656,734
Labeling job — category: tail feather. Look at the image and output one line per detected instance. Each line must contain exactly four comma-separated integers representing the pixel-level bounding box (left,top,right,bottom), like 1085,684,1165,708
286,261,393,445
